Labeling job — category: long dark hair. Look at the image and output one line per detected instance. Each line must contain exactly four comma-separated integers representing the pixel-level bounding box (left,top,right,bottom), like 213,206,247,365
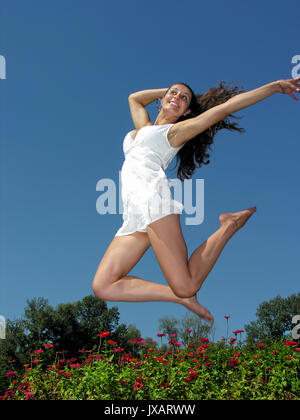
163,81,246,181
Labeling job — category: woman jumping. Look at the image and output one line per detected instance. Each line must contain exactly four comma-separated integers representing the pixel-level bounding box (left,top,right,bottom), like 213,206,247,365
93,77,300,323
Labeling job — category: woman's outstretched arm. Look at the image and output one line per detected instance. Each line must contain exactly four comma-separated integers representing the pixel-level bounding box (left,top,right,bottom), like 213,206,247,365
224,78,300,114
171,78,300,146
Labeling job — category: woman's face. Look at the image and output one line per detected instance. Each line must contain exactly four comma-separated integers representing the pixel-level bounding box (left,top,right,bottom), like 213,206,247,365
162,84,192,117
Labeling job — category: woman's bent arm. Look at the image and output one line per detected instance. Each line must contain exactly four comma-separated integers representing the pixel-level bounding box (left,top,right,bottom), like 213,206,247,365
128,88,168,107
128,88,168,129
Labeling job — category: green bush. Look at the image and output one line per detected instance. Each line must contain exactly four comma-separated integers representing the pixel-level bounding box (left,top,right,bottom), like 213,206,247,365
1,333,299,400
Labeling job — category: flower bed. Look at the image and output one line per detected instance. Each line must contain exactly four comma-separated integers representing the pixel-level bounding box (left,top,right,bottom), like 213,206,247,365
1,334,299,400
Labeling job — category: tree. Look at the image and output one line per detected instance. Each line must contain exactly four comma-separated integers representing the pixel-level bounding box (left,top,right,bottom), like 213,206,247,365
0,295,141,394
180,313,215,346
158,314,214,346
245,293,300,344
158,316,179,337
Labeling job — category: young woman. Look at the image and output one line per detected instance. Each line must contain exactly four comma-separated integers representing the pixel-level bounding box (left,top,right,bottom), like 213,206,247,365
93,78,300,323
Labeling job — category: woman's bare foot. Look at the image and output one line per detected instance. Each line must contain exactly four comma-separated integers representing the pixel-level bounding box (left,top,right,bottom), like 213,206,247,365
181,295,214,323
219,207,256,235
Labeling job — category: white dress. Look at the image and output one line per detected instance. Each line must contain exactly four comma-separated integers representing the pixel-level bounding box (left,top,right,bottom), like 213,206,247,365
115,124,185,236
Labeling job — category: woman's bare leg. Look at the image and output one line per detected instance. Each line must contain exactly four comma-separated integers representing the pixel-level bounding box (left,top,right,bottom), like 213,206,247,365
146,207,257,299
92,232,213,321
188,207,257,291
93,207,256,323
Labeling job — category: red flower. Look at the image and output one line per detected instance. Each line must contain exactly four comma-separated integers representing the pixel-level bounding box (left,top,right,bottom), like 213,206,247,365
285,340,298,347
44,343,54,349
201,344,209,349
6,371,15,377
97,331,110,338
228,358,239,367
199,337,209,343
107,340,117,346
186,329,193,333
157,333,165,337
119,379,128,386
294,348,300,352
70,363,81,368
133,382,143,390
233,330,244,335
133,377,143,390
158,382,169,388
257,343,264,348
113,347,124,352
184,370,198,381
224,316,230,319
128,340,138,344
25,392,35,400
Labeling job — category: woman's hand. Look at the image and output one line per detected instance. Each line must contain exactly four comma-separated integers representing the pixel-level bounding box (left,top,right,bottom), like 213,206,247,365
276,77,300,100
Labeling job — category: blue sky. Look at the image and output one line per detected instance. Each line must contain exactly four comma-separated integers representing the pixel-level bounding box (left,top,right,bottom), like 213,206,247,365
0,0,299,342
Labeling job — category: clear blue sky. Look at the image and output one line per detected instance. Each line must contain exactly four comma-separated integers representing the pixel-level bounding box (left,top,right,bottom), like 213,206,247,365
1,0,299,342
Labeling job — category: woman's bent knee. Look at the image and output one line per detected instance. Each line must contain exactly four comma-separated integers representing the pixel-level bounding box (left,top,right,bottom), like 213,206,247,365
92,280,113,301
92,272,114,301
171,283,196,299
